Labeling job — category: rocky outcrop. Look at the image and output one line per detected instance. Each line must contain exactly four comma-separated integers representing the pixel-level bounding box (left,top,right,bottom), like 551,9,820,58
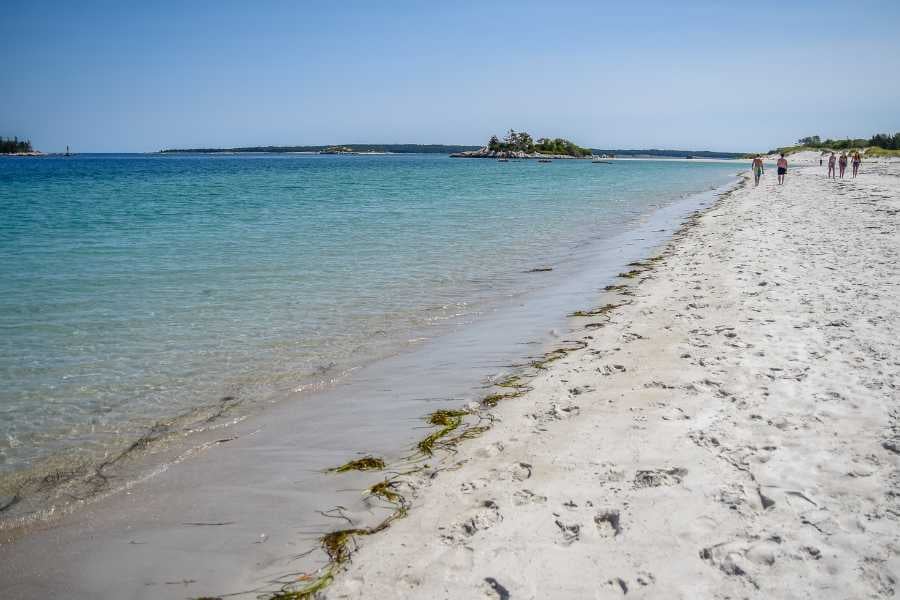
450,147,591,160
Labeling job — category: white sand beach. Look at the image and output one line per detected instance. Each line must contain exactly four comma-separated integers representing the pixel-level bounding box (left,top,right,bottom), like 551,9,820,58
321,159,900,598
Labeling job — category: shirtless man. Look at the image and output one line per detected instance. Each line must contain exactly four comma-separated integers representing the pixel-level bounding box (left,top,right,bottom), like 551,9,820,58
776,153,788,185
751,155,764,186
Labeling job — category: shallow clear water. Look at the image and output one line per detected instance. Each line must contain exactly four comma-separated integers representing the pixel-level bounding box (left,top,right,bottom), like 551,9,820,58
0,154,738,475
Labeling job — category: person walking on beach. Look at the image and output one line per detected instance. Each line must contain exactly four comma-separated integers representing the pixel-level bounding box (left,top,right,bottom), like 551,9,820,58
776,153,788,185
838,152,848,178
828,152,836,178
851,150,862,178
751,155,764,186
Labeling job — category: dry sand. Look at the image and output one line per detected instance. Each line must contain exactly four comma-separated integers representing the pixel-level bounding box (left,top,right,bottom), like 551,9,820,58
321,159,900,598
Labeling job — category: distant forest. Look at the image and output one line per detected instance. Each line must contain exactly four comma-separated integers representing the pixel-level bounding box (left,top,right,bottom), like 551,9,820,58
0,136,33,153
794,133,900,151
160,144,481,154
592,148,745,159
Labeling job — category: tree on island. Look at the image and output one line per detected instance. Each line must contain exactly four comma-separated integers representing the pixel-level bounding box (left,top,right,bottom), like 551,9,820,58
0,136,33,153
486,130,590,157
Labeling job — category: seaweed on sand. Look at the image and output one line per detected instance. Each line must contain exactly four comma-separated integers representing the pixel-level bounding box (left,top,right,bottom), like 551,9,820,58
480,372,533,408
495,374,527,389
416,409,470,456
318,501,407,564
321,528,370,563
626,255,664,269
481,392,518,407
617,269,644,279
530,348,568,370
444,424,491,447
268,485,411,599
530,340,588,369
268,571,334,600
568,302,630,319
366,479,403,504
325,456,386,473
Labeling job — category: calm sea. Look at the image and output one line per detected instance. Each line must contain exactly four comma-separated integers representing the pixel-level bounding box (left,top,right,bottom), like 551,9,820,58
0,153,738,481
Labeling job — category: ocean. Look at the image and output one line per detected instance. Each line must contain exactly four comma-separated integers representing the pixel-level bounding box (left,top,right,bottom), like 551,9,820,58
0,153,739,499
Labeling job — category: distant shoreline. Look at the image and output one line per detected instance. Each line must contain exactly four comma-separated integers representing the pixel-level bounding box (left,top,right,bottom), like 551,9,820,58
159,144,481,155
2,148,748,160
158,145,747,159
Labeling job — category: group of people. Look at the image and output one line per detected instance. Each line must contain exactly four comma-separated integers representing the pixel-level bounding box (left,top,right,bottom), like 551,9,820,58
751,153,789,186
751,149,863,187
821,150,862,179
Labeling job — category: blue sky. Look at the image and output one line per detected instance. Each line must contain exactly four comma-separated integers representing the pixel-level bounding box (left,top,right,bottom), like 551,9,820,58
3,1,899,152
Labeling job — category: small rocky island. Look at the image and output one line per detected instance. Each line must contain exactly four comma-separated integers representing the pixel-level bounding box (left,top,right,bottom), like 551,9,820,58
451,130,593,159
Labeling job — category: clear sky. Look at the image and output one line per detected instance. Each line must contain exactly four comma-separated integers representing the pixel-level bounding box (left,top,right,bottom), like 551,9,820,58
3,0,899,153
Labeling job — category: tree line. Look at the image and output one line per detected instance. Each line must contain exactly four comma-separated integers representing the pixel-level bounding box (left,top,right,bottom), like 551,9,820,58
0,136,33,153
487,129,592,157
797,133,900,151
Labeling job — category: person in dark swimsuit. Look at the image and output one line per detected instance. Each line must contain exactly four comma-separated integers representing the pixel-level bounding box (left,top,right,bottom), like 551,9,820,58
851,151,861,178
776,153,788,185
828,152,836,179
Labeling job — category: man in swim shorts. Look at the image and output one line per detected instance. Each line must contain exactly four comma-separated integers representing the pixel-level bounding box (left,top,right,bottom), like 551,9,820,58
776,153,788,185
751,155,764,186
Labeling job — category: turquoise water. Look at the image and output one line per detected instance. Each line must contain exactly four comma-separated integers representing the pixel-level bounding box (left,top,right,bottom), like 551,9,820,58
0,154,738,477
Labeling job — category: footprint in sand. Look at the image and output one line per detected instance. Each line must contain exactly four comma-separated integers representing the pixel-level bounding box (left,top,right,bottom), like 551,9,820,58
482,577,511,600
593,462,626,484
569,385,594,396
554,519,581,545
699,535,783,586
604,577,629,595
594,509,622,538
509,462,532,481
598,364,627,376
633,467,688,489
513,489,547,506
443,500,502,544
460,478,490,494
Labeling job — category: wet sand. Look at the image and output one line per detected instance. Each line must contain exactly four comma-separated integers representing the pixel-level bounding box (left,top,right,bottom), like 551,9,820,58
322,159,900,599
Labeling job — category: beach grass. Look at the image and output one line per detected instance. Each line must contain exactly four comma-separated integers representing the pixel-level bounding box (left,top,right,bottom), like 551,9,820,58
864,146,900,158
